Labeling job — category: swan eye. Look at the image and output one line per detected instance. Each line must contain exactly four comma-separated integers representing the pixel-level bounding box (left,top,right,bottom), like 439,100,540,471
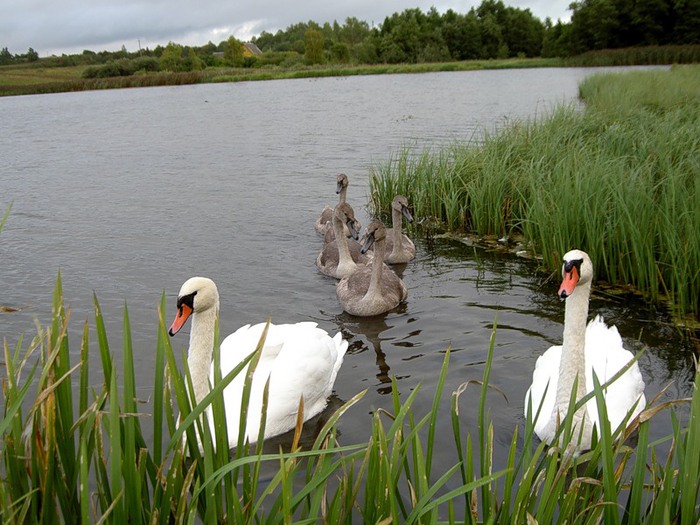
176,291,197,310
563,258,583,274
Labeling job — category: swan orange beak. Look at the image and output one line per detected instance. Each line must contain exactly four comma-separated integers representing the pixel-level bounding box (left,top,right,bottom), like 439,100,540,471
169,304,193,336
558,266,580,299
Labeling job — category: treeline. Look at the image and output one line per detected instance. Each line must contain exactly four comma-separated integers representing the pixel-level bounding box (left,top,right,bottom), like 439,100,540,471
250,0,700,63
2,0,699,72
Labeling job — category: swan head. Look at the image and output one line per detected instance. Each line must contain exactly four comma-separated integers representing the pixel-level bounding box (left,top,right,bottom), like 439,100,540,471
360,220,386,254
169,277,219,336
334,202,360,240
558,250,593,299
392,195,413,223
336,173,349,194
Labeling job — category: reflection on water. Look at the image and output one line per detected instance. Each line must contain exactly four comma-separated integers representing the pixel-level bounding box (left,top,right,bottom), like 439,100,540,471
0,67,693,484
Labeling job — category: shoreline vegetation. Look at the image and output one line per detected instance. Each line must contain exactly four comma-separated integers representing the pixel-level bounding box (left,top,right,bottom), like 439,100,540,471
1,277,698,523
0,57,558,97
370,65,700,328
1,45,700,97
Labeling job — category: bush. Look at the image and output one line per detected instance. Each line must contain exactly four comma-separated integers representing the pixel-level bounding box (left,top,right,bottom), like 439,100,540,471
130,56,159,73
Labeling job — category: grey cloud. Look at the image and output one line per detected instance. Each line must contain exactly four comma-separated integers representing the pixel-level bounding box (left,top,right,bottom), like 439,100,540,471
3,0,572,56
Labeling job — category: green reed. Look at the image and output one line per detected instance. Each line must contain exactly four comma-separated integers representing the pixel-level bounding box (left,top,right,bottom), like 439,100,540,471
0,276,700,525
1,277,698,523
369,66,700,320
0,276,489,523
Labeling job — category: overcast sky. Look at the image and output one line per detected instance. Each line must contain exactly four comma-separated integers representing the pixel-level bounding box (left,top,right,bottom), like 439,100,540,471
3,0,573,57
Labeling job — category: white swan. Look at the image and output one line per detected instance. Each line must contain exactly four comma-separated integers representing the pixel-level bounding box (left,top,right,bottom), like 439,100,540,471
383,195,416,264
316,203,371,279
524,250,646,451
336,220,408,316
315,173,359,236
169,277,348,447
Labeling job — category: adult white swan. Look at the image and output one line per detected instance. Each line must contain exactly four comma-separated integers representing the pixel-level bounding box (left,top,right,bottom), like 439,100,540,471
383,195,416,264
337,220,408,316
524,250,646,452
169,277,348,447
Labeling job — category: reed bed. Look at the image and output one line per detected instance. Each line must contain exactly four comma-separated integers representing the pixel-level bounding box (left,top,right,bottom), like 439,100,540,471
564,45,700,67
1,277,699,523
369,66,700,321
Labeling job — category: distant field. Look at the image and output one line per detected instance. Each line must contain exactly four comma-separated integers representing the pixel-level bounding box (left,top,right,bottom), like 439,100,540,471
0,58,561,96
0,64,87,86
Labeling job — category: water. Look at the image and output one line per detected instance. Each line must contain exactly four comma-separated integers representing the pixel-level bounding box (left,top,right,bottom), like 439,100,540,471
1,67,693,482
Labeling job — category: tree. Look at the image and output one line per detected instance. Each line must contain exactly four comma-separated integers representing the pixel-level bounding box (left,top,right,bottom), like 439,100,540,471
479,13,505,58
0,47,12,65
541,18,573,57
503,8,545,57
630,0,671,45
442,10,483,60
672,0,700,44
304,28,325,64
339,17,371,46
378,9,424,62
181,47,203,71
329,42,350,63
26,47,39,62
159,42,183,71
224,35,244,67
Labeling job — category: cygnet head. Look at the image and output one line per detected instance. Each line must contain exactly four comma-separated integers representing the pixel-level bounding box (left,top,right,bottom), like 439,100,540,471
336,173,349,194
169,277,219,336
335,202,360,239
392,195,413,223
558,250,593,299
360,220,386,254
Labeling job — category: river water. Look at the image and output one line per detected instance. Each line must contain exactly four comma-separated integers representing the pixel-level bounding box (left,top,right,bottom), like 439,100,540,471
1,67,694,484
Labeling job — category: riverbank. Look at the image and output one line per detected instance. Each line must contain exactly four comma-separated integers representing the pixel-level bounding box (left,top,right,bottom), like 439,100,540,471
369,65,700,325
0,57,562,97
2,44,699,97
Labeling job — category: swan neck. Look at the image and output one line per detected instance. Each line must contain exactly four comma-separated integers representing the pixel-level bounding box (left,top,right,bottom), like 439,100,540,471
366,238,385,299
334,215,353,263
187,304,218,406
554,281,591,424
391,208,403,249
338,185,347,204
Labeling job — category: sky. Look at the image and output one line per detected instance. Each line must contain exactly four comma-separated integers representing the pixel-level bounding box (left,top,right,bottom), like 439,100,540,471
2,0,573,57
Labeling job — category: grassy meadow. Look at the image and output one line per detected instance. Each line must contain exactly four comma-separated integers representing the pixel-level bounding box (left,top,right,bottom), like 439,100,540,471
369,65,700,324
1,276,699,523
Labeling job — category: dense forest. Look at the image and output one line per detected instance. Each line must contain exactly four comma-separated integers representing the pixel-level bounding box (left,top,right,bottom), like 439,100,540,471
2,0,699,74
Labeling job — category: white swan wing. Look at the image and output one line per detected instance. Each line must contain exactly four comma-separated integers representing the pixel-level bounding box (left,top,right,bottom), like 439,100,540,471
525,344,561,442
583,315,646,432
215,322,347,445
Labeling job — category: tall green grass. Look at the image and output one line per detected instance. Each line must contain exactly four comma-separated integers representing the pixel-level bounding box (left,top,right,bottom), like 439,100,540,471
2,278,699,522
370,65,700,321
